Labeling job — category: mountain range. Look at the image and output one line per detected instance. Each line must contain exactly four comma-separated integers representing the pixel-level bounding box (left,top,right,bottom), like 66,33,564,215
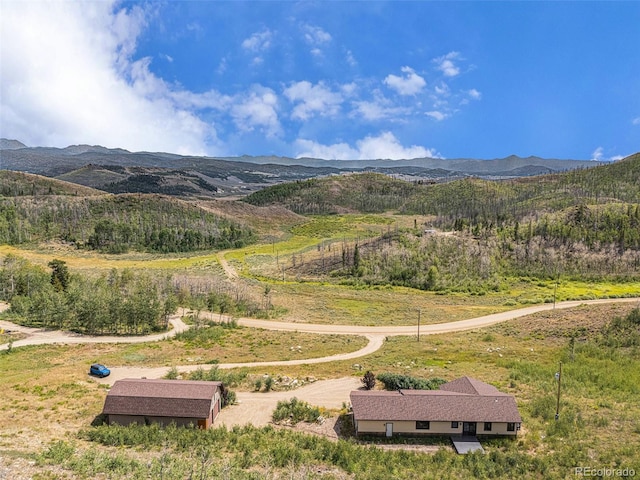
0,138,607,198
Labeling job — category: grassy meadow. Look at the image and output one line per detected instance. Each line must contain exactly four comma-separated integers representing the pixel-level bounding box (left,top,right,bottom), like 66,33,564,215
2,199,640,478
2,303,640,479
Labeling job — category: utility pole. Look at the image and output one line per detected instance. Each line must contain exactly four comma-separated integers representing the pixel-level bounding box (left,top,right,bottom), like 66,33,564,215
417,309,421,342
555,362,562,420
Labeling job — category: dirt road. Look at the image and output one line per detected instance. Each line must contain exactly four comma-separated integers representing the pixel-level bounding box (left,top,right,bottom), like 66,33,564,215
2,297,640,357
2,298,640,429
217,250,239,280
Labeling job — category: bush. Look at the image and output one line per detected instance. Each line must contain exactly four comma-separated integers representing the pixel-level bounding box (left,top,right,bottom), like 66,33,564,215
264,375,274,392
376,373,446,391
272,398,321,425
601,308,640,347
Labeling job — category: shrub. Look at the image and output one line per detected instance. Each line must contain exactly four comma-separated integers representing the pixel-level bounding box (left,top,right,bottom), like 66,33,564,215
272,398,321,425
39,440,76,464
376,373,446,391
264,376,274,392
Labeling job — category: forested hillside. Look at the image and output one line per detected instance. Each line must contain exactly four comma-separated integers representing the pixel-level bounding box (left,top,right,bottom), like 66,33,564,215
403,152,640,222
0,172,256,253
0,170,103,197
0,255,268,334
244,173,419,214
245,153,640,220
250,154,640,292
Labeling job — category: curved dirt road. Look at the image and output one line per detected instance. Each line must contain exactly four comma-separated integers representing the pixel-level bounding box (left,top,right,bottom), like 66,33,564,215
237,297,640,335
2,298,640,429
0,305,189,351
2,298,639,367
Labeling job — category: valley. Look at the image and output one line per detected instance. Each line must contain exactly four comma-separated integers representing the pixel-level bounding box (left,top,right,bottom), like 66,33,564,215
0,149,639,479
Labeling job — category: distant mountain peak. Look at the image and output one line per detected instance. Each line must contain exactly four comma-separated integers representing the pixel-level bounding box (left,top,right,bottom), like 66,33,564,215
0,138,28,150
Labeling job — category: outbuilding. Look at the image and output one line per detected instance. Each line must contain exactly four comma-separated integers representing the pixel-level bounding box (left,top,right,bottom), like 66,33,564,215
350,376,521,437
102,378,223,429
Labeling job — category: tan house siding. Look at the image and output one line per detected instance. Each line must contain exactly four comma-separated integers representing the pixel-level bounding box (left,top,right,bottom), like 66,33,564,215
479,422,518,436
355,419,518,436
108,414,210,428
350,377,522,438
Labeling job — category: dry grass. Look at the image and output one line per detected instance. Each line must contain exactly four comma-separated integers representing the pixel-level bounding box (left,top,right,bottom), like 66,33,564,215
97,328,368,366
0,328,367,452
269,283,510,325
196,200,305,236
1,303,639,477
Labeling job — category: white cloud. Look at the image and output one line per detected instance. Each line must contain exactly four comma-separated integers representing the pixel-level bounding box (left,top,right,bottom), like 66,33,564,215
468,89,482,100
426,111,448,121
231,86,281,137
435,52,461,77
591,147,627,162
345,49,357,67
284,81,343,120
241,29,273,66
295,139,358,160
302,25,332,45
351,90,411,121
384,67,426,96
434,83,450,96
301,24,331,58
295,131,441,160
0,1,220,155
591,147,604,161
241,29,273,52
352,101,392,121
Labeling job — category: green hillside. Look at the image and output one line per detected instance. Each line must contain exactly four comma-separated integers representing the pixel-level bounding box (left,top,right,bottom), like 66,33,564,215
244,173,419,214
0,169,104,196
245,153,640,221
0,178,256,253
404,152,640,221
246,154,640,291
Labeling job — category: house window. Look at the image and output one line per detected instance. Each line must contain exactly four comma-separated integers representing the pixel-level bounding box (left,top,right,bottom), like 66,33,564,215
507,423,515,432
451,421,459,429
484,422,492,431
416,421,430,430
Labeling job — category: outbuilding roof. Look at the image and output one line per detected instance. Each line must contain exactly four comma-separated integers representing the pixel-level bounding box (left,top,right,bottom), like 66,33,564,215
103,378,222,419
350,377,521,423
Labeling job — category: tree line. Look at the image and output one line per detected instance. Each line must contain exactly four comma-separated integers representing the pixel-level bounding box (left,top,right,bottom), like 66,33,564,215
244,154,640,226
0,255,174,334
0,255,269,335
0,193,255,253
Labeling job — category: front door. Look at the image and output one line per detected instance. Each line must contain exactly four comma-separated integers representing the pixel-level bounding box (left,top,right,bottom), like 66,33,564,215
385,423,393,437
463,422,476,435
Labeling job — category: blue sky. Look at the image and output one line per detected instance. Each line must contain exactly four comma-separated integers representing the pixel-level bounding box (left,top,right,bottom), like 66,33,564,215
1,1,639,161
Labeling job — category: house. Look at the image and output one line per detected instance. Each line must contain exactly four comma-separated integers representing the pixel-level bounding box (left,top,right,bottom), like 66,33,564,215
350,376,521,437
102,378,223,429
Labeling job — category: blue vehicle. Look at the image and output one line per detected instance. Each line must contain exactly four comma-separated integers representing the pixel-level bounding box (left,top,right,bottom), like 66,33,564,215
89,363,110,378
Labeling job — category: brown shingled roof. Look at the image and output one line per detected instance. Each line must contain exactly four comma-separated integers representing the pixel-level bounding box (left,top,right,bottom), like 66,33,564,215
350,377,521,423
103,379,222,419
439,376,507,396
